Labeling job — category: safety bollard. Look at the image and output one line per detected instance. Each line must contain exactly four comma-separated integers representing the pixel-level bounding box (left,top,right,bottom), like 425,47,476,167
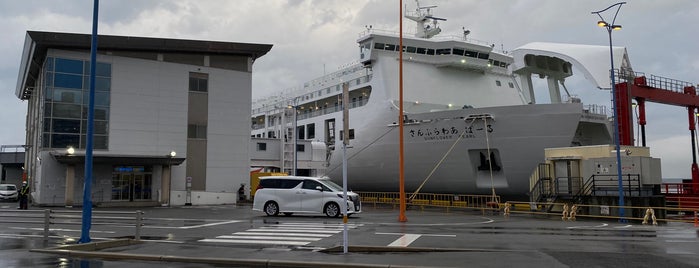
43,209,50,241
135,210,143,241
642,207,657,225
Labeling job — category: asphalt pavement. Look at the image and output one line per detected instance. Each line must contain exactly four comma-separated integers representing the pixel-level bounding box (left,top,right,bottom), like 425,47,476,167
1,202,698,268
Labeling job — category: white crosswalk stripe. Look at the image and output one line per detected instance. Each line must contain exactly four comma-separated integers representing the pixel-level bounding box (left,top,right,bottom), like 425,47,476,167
199,222,362,246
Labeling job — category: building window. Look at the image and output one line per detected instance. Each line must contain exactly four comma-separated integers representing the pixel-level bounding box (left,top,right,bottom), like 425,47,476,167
257,142,267,151
187,124,207,139
42,57,110,150
307,123,315,139
189,72,208,92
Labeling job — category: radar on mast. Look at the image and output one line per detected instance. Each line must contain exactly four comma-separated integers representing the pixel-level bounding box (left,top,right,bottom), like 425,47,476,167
405,0,446,39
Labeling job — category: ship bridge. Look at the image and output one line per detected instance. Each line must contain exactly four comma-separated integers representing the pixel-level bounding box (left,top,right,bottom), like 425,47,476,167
512,42,632,104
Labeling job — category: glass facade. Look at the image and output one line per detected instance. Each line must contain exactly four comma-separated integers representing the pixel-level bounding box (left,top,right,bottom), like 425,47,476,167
42,57,111,149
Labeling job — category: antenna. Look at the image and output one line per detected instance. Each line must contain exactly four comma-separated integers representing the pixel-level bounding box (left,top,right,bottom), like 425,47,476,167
462,27,470,40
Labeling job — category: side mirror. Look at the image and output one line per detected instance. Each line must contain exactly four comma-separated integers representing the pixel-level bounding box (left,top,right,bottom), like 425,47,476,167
315,186,323,192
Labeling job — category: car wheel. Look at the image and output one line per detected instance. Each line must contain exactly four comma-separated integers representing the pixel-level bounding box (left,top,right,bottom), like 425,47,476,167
324,202,340,218
264,201,279,216
283,212,293,216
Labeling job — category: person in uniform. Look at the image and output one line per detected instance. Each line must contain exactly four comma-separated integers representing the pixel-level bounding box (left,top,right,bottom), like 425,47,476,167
18,181,29,210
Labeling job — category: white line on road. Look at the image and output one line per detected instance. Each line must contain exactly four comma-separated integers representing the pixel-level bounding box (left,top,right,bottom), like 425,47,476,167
216,235,321,241
248,228,340,233
387,234,421,247
567,223,609,229
9,227,115,233
377,232,456,247
234,232,332,237
144,220,241,229
199,238,310,246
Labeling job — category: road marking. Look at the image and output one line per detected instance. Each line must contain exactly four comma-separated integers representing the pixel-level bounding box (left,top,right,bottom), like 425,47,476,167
377,232,457,247
199,238,309,246
248,228,341,233
614,225,633,229
199,222,361,246
387,234,421,247
216,235,321,241
144,220,241,229
9,227,115,233
567,223,609,229
233,232,332,237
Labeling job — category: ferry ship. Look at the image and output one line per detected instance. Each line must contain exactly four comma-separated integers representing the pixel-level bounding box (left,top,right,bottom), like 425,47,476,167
251,2,626,198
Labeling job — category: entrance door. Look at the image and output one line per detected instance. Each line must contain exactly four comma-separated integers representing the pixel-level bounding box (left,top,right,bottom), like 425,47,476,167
111,166,153,202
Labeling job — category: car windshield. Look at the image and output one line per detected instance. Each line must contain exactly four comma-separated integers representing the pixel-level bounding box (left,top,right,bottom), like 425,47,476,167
0,185,16,191
319,179,343,192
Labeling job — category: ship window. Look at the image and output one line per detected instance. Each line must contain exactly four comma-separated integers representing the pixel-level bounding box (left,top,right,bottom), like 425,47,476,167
464,50,477,58
426,49,435,55
406,46,416,53
297,125,305,140
257,142,267,151
508,82,514,88
339,129,355,140
436,48,451,55
296,144,305,152
385,44,396,51
307,123,315,139
318,90,322,96
477,53,489,59
267,131,275,138
374,43,385,50
495,80,502,87
416,47,426,54
452,48,465,56
326,88,331,94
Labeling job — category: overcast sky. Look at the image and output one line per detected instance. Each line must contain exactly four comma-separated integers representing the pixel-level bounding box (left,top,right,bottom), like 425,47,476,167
1,0,697,179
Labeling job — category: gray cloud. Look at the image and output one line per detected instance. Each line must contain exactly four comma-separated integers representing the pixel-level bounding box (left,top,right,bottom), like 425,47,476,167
1,0,697,178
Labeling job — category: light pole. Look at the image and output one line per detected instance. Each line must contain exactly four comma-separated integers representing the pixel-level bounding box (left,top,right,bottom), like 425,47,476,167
288,97,300,176
592,2,626,222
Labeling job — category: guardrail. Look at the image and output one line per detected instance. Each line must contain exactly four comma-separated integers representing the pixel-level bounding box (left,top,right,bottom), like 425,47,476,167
504,201,698,225
358,192,500,213
0,209,144,241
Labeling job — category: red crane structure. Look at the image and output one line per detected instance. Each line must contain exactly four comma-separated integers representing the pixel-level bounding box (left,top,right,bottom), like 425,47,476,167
615,69,699,194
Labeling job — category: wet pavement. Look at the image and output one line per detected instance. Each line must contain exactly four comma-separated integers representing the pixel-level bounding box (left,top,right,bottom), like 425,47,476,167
1,202,698,267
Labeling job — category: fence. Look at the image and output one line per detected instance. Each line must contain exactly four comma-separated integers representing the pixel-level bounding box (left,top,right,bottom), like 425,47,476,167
0,209,143,241
358,192,500,213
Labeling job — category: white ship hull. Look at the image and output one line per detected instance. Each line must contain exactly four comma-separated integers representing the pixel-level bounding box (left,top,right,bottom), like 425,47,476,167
322,102,609,197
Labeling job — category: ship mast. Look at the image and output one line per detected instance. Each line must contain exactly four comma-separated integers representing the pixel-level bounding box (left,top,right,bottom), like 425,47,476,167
404,0,446,39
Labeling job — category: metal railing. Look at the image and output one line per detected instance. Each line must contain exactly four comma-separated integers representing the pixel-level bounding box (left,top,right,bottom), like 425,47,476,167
0,209,144,241
358,192,500,213
505,200,698,225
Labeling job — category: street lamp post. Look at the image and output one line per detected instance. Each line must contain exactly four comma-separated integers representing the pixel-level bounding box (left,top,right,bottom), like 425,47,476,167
592,2,627,222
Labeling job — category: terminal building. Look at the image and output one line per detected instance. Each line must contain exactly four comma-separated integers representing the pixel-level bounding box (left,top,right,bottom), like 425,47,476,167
15,31,271,207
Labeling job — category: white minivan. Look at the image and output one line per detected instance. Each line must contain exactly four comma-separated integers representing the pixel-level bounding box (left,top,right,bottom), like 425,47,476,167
252,176,361,217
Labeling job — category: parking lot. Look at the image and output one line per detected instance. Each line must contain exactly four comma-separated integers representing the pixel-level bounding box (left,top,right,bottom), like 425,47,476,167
1,203,698,267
